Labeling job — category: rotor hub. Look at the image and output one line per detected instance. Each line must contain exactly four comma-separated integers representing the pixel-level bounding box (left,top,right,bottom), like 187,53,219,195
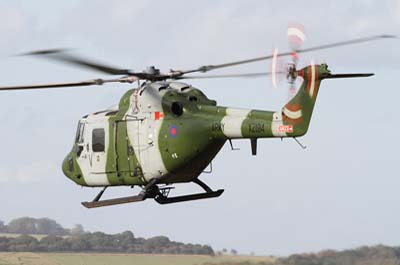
144,66,160,76
286,63,298,84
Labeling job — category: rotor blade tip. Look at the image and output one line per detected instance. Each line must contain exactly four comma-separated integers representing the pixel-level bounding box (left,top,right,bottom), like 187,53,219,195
380,34,398,39
16,48,72,57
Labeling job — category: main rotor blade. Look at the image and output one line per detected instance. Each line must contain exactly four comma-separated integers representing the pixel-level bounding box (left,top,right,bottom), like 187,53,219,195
21,49,133,75
298,35,395,53
177,72,278,79
0,77,135,91
179,34,396,75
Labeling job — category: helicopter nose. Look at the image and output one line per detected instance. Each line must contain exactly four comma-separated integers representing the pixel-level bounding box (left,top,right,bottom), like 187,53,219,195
61,154,73,179
62,153,86,186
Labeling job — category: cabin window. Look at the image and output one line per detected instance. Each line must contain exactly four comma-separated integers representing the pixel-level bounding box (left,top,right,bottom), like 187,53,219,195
92,128,105,152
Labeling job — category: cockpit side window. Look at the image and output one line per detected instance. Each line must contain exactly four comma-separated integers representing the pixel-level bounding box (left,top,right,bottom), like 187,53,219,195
75,122,86,156
75,122,86,144
92,128,105,152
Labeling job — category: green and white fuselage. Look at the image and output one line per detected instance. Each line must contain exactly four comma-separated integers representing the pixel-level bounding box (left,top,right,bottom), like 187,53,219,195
62,64,327,187
0,34,385,206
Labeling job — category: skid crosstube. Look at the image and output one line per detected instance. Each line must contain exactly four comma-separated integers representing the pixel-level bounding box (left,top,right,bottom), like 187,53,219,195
81,178,223,208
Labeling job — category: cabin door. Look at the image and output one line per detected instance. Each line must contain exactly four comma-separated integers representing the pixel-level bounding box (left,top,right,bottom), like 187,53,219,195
115,120,139,177
126,117,149,175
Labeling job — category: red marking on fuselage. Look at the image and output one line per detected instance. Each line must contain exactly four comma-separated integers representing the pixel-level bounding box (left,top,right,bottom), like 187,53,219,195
278,125,293,133
283,103,303,124
285,103,301,112
154,112,164,120
298,69,305,78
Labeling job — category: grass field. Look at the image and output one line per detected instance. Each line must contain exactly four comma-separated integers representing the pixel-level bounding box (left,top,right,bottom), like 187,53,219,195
0,252,275,265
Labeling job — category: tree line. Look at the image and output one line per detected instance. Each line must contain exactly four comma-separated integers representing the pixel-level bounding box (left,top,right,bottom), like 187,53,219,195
275,245,400,265
0,217,213,255
0,217,68,236
204,245,400,265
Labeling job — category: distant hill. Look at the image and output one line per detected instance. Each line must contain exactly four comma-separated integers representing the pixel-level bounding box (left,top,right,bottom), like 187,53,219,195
0,217,214,255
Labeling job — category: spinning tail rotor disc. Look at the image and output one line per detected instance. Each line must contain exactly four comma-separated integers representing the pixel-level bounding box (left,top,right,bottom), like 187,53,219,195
271,23,307,97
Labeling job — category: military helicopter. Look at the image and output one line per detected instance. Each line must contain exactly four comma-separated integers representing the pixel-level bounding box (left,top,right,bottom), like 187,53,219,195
0,32,395,208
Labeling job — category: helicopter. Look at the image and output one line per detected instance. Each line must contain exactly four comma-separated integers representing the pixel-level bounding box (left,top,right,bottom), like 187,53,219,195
0,32,395,208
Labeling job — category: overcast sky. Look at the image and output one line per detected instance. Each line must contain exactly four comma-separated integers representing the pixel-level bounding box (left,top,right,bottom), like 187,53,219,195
0,0,399,256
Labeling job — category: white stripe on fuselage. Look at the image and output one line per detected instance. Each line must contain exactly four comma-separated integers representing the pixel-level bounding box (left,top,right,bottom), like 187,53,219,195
309,63,316,98
221,108,251,138
271,111,287,137
283,107,303,120
129,87,168,181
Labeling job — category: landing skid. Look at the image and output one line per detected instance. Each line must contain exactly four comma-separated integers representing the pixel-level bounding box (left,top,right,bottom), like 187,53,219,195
81,178,223,209
155,189,224,204
81,194,145,208
82,179,157,209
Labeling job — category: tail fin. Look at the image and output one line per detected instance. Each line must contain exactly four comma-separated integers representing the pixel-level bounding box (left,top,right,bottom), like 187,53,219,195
282,64,373,136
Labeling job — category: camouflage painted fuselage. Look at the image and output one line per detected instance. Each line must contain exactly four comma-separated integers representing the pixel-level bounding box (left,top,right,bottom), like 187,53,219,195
62,64,327,187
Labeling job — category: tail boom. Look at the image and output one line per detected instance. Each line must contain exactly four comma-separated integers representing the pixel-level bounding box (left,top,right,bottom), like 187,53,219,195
213,64,373,140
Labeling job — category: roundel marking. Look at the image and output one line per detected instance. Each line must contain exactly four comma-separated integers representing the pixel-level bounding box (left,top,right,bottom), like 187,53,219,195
169,125,178,138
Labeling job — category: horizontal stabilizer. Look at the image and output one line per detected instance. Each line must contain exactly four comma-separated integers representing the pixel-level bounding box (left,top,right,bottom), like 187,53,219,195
324,73,374,79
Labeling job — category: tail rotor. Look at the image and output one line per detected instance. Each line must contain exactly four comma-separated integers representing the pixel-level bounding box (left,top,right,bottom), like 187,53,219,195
286,23,306,97
270,23,308,98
